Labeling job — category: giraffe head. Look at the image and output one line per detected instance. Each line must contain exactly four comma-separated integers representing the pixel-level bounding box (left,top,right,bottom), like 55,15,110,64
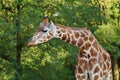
27,17,57,46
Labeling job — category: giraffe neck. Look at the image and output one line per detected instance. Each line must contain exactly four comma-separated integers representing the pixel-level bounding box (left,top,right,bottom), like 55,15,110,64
55,24,96,49
54,24,112,80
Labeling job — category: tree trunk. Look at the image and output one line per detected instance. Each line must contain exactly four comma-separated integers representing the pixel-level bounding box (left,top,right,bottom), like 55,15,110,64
118,0,120,23
112,58,119,80
118,58,120,80
15,0,22,80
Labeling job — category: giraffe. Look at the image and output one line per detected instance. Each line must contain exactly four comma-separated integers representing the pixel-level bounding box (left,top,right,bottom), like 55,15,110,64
27,17,113,80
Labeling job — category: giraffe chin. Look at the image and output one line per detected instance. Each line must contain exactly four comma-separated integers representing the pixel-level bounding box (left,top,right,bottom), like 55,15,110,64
27,41,35,46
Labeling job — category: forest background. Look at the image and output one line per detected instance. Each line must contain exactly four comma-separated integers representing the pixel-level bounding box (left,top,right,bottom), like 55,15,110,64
0,0,120,80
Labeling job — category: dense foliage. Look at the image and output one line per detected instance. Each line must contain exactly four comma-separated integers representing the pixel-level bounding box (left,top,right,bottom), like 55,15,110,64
0,0,120,80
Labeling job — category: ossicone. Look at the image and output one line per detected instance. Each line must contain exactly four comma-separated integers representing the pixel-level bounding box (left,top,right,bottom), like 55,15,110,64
43,16,49,24
43,16,49,19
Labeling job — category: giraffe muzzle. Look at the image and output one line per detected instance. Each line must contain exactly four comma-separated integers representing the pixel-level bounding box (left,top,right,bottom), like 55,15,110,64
27,41,35,46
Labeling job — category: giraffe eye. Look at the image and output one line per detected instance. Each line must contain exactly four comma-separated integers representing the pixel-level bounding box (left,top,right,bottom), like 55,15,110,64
42,30,47,33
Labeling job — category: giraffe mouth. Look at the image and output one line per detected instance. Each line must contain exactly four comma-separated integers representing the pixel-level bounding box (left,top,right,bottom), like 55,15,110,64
27,41,35,46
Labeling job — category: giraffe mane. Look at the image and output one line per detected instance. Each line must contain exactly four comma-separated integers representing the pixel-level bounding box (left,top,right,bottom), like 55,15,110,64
55,24,89,30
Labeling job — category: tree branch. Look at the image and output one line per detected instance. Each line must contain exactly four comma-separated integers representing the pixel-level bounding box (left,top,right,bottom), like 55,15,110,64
0,53,14,62
1,0,15,13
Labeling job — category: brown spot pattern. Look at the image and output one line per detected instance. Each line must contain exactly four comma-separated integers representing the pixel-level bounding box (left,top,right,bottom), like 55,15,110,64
71,35,76,45
66,33,70,43
89,58,97,70
57,30,61,34
84,42,91,50
74,32,80,38
77,75,82,80
94,66,99,73
84,31,89,35
102,53,107,61
98,54,103,68
79,59,88,71
92,41,98,50
59,33,62,37
47,35,51,39
103,64,107,70
83,37,88,41
90,48,98,57
61,29,66,33
79,59,87,66
81,75,85,79
78,65,83,73
87,54,90,59
49,32,53,36
67,30,72,34
103,71,107,77
94,75,99,80
78,38,83,47
89,35,94,42
62,34,66,40
79,51,86,58
106,61,110,69
81,32,85,37
100,71,102,77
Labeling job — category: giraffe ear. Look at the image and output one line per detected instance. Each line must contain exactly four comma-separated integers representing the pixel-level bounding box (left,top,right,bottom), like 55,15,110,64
50,21,54,25
42,16,49,24
50,21,56,30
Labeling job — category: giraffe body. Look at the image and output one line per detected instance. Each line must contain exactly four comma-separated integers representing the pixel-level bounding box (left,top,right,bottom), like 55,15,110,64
27,17,112,80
